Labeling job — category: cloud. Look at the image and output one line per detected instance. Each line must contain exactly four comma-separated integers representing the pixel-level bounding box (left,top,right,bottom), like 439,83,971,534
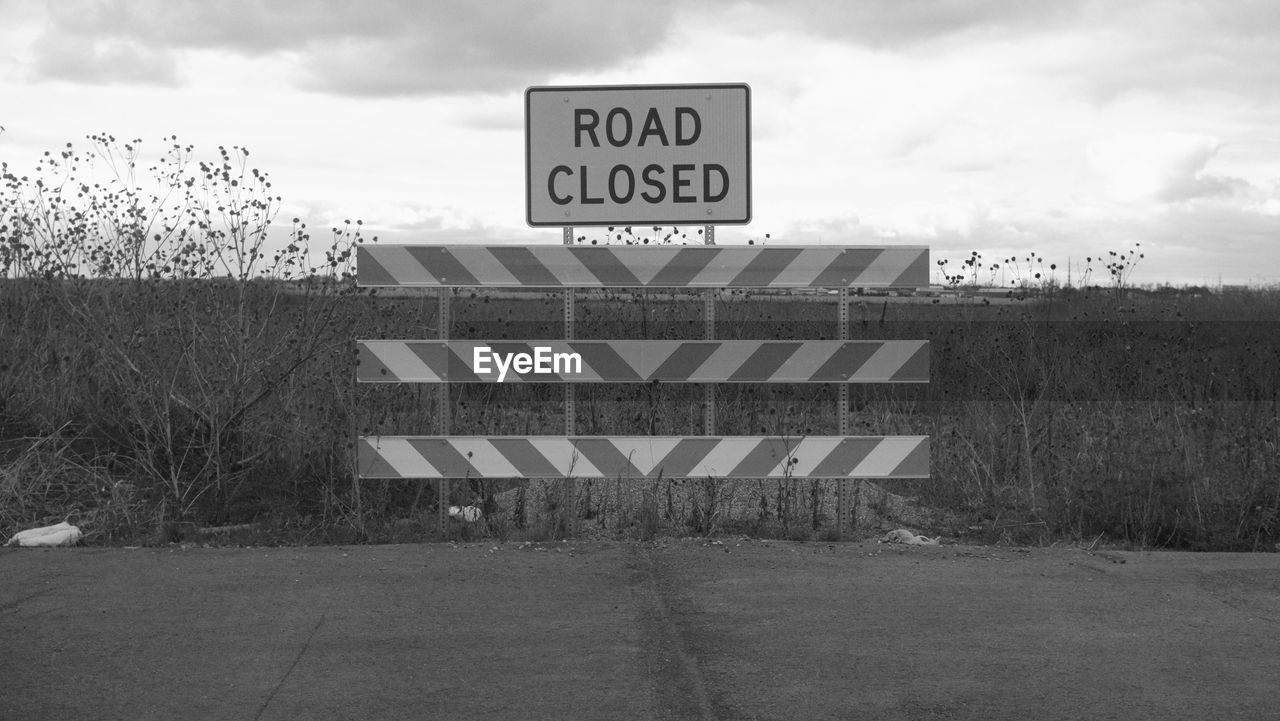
717,1,1280,105
283,195,519,240
719,0,1086,47
15,0,1280,106
19,0,680,95
304,2,680,96
1149,202,1280,252
28,29,180,86
35,1,420,55
1087,132,1231,203
1029,3,1280,102
779,216,875,243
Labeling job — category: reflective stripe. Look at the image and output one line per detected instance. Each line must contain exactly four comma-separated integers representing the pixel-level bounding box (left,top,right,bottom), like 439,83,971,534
358,245,929,288
357,340,929,383
358,436,929,479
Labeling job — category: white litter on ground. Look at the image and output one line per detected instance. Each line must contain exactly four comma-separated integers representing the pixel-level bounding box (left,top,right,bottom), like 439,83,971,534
448,505,483,523
879,528,940,546
6,521,83,547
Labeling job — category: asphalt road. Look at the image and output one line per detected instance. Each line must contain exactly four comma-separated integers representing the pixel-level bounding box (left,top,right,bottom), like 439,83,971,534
3,540,1278,720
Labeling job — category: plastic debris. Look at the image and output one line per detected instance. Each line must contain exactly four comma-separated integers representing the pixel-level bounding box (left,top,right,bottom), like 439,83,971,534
6,521,83,547
448,505,483,523
879,528,939,546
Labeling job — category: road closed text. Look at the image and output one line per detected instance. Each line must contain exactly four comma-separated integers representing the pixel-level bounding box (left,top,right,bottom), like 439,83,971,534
526,84,750,225
472,346,582,382
548,161,729,206
547,107,729,206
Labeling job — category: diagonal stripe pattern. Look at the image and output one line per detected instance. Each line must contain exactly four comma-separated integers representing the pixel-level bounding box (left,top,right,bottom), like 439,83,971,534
357,340,929,383
357,245,928,288
359,436,930,479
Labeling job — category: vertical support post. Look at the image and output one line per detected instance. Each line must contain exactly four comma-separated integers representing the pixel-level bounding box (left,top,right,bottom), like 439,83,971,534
564,227,576,433
563,226,577,536
437,288,451,537
836,286,851,539
349,356,364,539
703,225,715,436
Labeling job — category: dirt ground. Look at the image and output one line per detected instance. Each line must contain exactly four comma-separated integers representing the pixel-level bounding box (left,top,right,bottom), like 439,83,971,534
3,539,1278,720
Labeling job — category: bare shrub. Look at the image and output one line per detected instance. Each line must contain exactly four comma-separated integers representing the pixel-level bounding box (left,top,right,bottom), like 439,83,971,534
1,134,369,535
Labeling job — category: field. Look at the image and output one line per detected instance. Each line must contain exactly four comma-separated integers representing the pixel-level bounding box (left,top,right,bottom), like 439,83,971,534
4,539,1279,720
1,278,1278,551
2,133,1275,551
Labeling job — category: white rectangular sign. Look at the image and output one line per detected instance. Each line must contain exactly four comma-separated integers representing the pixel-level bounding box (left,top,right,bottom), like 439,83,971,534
525,83,751,227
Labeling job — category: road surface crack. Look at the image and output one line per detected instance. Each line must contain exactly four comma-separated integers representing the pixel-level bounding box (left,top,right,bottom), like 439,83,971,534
0,586,55,614
631,544,722,721
253,609,327,721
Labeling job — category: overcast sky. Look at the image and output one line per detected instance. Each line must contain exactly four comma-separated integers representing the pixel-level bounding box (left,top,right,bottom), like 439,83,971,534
2,0,1279,287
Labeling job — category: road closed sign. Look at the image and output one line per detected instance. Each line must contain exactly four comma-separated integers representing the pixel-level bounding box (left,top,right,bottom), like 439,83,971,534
526,83,751,227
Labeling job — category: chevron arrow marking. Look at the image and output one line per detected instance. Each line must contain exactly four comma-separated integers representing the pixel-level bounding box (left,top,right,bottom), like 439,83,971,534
357,340,929,383
358,436,930,479
357,245,928,288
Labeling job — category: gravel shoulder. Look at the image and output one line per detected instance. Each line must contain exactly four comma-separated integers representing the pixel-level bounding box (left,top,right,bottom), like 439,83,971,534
3,540,1278,720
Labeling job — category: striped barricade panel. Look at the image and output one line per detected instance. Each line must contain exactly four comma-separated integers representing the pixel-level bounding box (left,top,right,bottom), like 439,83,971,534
356,245,928,288
358,436,929,479
357,340,929,383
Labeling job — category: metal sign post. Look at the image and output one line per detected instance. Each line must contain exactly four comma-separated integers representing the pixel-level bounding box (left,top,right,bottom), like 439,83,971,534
437,288,450,536
563,226,578,535
837,287,850,539
704,225,715,436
